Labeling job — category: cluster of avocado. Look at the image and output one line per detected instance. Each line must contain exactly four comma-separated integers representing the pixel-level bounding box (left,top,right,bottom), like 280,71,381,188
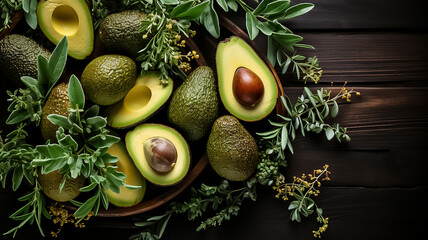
0,0,279,208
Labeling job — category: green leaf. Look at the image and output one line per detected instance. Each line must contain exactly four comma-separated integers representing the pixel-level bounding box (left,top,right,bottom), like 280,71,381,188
83,105,100,118
88,135,120,148
159,212,172,238
331,101,339,118
24,0,37,29
325,128,334,140
246,12,259,40
12,166,24,191
80,182,98,192
6,109,30,125
272,32,303,46
281,3,314,20
261,0,291,16
58,134,78,152
200,1,220,38
226,0,238,11
22,0,30,12
170,1,194,17
160,0,180,4
47,114,72,129
37,55,50,85
21,76,44,98
253,0,275,15
68,74,85,110
171,1,209,20
216,0,229,11
48,36,68,88
267,36,277,66
74,194,98,218
86,116,107,129
281,125,288,150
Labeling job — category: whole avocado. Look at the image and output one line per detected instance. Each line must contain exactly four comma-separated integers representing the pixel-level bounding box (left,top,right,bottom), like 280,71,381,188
99,10,148,58
0,34,51,86
40,82,72,142
168,66,219,141
38,170,86,202
81,54,137,106
206,115,259,181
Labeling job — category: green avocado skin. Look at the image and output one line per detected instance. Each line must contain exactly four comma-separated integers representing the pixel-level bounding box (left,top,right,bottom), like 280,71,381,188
0,34,51,86
206,115,259,181
99,10,147,58
168,66,219,141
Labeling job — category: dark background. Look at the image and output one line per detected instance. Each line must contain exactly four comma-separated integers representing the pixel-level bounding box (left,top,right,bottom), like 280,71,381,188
2,0,428,239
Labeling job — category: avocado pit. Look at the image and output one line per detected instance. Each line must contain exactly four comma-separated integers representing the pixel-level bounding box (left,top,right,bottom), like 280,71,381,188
232,67,264,108
143,137,177,173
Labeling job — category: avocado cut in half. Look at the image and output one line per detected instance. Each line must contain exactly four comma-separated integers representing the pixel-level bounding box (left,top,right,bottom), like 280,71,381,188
126,124,190,186
207,115,259,181
38,170,86,202
81,54,137,106
37,0,94,59
99,10,148,58
0,34,51,86
105,141,146,207
216,36,278,122
106,72,173,129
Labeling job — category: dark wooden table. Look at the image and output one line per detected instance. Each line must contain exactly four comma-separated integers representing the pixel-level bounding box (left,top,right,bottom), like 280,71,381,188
2,0,428,239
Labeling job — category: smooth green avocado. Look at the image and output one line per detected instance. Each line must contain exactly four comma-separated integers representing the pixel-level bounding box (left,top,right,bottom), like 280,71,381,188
99,10,148,58
105,141,146,207
106,72,173,129
168,66,219,141
37,0,94,59
126,124,190,186
38,170,86,202
40,82,72,142
216,36,278,122
207,115,259,181
81,54,137,106
0,34,51,86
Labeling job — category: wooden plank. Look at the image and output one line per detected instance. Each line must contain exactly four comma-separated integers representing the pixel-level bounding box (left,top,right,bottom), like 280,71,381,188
196,30,428,85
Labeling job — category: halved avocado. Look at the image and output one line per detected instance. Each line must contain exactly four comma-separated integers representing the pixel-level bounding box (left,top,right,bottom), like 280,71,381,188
106,72,173,129
216,36,278,122
37,0,94,59
126,124,190,186
105,141,146,207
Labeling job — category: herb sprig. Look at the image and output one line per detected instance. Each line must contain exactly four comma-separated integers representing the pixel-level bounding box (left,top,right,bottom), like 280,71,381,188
0,0,37,31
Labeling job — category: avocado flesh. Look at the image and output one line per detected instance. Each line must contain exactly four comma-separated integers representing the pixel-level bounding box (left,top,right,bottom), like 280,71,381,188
105,141,146,207
126,124,190,186
37,0,94,59
99,10,148,58
40,82,72,142
216,36,278,122
0,34,51,86
106,72,173,129
38,170,86,202
207,115,259,181
168,66,219,141
81,54,137,106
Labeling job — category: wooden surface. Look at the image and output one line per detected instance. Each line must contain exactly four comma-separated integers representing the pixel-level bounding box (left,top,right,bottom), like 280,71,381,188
2,0,428,239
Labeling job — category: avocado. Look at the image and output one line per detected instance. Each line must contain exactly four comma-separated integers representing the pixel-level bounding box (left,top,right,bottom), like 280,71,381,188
40,82,72,142
105,141,146,207
216,36,278,122
106,72,173,129
206,115,259,181
37,0,94,59
0,34,51,86
99,10,148,58
126,124,190,186
38,170,86,202
81,54,137,106
168,66,219,141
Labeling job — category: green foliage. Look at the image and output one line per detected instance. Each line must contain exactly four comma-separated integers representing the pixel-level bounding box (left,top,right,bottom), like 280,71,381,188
6,36,68,126
0,0,37,31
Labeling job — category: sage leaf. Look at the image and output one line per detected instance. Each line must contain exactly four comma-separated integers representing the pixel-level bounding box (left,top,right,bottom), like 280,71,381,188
331,101,339,118
171,1,209,20
37,55,50,85
12,166,24,191
267,36,277,66
48,36,68,90
216,0,228,11
253,0,276,15
281,125,288,150
281,3,314,20
47,114,72,129
200,1,220,38
21,76,44,98
160,0,180,5
6,109,30,125
246,12,259,40
226,0,238,11
325,128,334,140
68,74,85,110
74,194,98,218
24,0,37,29
262,0,291,16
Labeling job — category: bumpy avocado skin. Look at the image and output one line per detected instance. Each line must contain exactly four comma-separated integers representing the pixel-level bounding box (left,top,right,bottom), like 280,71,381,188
81,54,137,106
38,170,86,202
40,82,72,142
206,115,259,181
0,34,51,86
99,10,147,58
168,66,219,141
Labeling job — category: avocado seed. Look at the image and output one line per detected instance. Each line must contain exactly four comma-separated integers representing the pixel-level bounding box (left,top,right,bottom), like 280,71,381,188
233,67,264,108
143,137,177,173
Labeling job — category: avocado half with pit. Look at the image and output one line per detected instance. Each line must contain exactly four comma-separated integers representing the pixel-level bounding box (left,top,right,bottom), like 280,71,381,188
105,141,146,207
216,36,278,122
106,72,173,129
126,124,190,186
37,0,94,59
